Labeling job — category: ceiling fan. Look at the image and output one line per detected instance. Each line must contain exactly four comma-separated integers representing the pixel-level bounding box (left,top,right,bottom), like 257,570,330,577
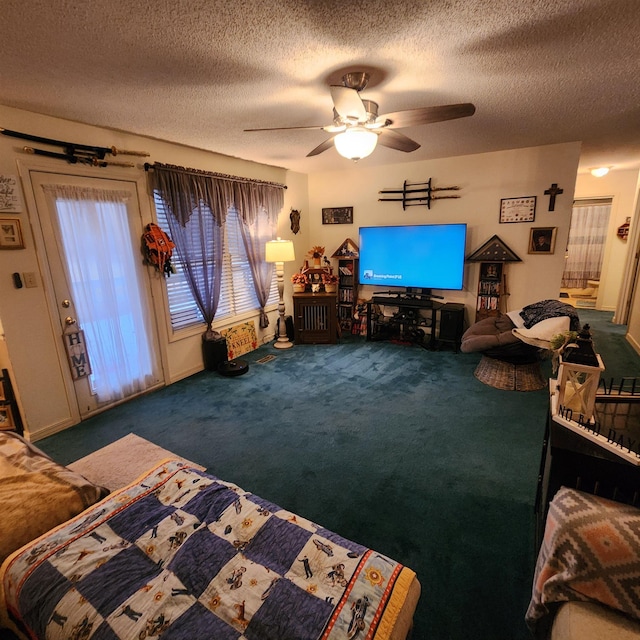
244,72,476,160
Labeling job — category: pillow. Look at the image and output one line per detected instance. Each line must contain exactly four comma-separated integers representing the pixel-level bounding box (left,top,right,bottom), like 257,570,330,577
460,314,521,353
0,432,109,565
506,309,526,328
512,315,571,349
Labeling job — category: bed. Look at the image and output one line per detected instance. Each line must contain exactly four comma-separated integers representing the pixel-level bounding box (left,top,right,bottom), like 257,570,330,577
0,432,420,639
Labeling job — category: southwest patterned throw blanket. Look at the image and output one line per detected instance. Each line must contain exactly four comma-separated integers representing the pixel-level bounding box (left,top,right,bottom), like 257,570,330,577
519,299,580,331
1,461,415,640
526,487,640,638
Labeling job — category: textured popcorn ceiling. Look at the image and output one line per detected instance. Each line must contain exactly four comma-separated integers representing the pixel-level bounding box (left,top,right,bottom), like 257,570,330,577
1,0,639,174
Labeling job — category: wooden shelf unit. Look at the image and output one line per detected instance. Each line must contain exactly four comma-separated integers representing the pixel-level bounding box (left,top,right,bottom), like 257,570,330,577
337,257,359,332
475,261,504,322
0,368,24,436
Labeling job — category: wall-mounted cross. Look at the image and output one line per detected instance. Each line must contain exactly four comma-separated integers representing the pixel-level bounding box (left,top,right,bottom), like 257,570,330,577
544,183,564,211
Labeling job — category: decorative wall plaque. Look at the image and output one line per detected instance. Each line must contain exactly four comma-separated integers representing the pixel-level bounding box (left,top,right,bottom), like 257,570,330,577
499,196,536,223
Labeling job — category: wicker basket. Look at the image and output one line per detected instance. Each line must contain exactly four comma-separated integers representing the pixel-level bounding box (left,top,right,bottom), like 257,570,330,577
474,355,546,392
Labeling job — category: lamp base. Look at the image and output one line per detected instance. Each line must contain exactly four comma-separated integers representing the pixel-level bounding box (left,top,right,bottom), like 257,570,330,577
273,336,293,349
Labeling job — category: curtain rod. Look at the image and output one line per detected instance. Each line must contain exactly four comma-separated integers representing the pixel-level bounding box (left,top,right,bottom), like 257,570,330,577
144,162,287,190
573,197,612,206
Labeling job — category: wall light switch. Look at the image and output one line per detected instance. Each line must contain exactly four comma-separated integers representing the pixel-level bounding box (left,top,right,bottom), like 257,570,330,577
22,272,38,288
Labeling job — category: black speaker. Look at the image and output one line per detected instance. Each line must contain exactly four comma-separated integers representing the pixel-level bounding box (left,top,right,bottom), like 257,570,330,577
202,336,228,371
439,303,465,347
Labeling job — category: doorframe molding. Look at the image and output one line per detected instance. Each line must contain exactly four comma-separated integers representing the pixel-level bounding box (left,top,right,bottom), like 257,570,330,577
615,179,640,325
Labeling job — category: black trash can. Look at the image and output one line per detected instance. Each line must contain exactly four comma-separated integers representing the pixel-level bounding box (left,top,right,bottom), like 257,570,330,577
202,333,228,371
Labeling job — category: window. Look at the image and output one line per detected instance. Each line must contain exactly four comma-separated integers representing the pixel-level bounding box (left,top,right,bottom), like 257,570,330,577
154,194,277,331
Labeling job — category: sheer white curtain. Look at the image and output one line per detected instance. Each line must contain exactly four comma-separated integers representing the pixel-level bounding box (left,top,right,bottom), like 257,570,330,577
45,184,157,403
562,201,611,288
239,206,276,328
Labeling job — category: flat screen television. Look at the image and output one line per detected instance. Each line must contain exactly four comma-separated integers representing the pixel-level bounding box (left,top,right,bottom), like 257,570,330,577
358,223,467,293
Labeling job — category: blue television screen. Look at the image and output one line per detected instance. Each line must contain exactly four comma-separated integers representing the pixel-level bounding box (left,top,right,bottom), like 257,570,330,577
359,223,467,291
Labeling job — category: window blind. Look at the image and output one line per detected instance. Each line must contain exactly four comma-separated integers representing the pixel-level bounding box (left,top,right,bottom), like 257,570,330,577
154,193,277,331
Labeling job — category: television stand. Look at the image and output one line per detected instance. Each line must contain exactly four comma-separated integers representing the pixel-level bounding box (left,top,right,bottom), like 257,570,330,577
366,299,465,351
372,294,438,309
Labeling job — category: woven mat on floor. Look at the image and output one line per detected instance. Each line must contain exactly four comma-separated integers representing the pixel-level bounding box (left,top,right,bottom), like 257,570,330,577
68,433,204,491
474,355,546,391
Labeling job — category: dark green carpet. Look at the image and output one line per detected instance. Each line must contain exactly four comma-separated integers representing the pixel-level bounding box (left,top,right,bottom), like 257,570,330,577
38,309,638,640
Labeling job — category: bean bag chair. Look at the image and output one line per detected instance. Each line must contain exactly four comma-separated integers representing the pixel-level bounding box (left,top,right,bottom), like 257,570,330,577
460,313,539,364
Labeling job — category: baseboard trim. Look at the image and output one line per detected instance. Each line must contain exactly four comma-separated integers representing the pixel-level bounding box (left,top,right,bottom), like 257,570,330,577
28,417,76,442
626,333,640,357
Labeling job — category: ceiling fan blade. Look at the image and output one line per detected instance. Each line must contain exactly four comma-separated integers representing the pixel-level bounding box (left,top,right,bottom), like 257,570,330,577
378,103,476,128
307,137,336,157
330,86,367,122
244,125,326,132
377,129,421,153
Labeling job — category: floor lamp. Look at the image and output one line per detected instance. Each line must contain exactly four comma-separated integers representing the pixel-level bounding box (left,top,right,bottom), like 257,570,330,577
265,237,295,349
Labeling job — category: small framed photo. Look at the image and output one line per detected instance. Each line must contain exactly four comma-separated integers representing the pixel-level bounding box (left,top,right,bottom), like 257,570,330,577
0,406,14,430
480,263,502,280
499,196,536,223
322,207,353,225
529,227,557,254
0,218,24,249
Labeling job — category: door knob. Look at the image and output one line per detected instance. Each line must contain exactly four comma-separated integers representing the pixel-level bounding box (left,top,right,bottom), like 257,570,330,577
62,299,71,308
65,316,77,325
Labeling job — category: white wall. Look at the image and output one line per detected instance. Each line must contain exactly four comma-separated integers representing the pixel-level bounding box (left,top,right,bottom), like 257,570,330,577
574,169,640,311
0,105,308,440
308,143,581,320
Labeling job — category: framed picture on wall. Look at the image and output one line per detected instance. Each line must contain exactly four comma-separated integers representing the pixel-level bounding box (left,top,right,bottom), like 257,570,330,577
529,227,557,254
499,196,536,223
0,174,24,213
0,406,14,430
0,218,24,249
322,207,353,225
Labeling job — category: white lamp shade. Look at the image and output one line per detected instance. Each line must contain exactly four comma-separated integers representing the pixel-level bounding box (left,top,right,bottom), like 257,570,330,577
265,238,295,263
334,127,378,160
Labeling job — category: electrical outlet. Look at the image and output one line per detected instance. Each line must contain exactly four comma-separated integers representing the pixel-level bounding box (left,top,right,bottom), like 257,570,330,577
22,272,38,288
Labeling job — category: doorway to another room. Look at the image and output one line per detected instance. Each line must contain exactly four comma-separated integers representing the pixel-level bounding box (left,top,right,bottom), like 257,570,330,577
560,198,611,310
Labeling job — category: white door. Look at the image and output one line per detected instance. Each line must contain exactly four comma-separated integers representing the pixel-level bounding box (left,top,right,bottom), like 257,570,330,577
31,172,163,418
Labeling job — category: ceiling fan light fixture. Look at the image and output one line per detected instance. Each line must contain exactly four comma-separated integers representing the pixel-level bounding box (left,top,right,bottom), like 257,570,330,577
334,127,378,160
590,166,611,177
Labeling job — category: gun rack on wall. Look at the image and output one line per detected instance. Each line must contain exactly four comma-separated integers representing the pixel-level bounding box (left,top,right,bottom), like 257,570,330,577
0,127,149,167
378,178,460,210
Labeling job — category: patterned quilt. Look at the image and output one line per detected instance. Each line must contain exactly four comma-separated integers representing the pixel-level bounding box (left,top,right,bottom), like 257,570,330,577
526,487,640,638
1,460,415,640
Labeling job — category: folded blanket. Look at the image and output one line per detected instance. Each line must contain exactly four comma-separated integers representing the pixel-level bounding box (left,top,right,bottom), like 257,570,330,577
519,300,580,331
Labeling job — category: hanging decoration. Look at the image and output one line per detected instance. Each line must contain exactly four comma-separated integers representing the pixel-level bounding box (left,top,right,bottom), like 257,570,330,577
142,223,176,277
63,325,92,380
0,127,149,167
290,208,301,234
617,217,631,241
544,183,564,211
377,178,460,210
